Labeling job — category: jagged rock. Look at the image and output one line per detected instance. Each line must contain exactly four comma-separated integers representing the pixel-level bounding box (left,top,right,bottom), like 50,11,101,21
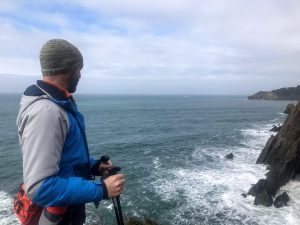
248,86,300,100
249,100,300,206
241,193,247,198
283,103,295,114
126,217,159,225
247,179,265,196
249,179,274,206
256,135,275,164
270,125,281,132
273,191,289,208
254,190,273,207
225,153,234,160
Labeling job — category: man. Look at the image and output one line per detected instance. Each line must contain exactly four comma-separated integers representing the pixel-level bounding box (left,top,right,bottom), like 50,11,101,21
16,39,125,224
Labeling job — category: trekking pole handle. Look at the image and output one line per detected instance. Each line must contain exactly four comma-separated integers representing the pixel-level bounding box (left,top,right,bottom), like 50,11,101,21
102,166,121,180
107,166,121,176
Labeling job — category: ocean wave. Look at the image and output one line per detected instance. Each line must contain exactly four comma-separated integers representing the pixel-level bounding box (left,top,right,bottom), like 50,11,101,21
0,191,18,225
240,123,276,151
151,120,300,224
152,155,300,224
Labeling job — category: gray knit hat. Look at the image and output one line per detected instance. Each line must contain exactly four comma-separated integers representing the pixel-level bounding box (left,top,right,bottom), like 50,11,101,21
40,39,83,76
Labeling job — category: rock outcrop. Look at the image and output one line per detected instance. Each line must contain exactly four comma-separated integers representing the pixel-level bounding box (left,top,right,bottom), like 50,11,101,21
270,125,281,132
283,103,295,114
248,86,300,100
225,153,234,160
273,191,289,208
249,101,300,206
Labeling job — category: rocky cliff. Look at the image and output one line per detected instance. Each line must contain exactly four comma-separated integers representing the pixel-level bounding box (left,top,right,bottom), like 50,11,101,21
248,101,300,206
248,86,300,100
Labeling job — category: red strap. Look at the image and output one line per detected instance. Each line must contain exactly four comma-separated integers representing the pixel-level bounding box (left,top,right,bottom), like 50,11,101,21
46,206,68,215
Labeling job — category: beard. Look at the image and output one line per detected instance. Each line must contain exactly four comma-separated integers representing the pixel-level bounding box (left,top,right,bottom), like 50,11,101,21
67,74,80,93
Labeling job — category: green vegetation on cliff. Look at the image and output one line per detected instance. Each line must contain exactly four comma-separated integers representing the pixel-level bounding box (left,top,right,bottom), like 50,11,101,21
248,86,300,100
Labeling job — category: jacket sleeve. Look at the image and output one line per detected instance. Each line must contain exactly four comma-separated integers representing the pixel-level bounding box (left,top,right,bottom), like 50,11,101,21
18,100,104,207
33,176,104,206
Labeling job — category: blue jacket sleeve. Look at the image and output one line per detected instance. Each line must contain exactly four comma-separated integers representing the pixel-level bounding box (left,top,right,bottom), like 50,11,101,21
32,176,104,207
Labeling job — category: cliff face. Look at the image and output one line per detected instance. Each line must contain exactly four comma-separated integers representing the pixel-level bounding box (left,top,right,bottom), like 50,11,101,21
248,101,300,206
248,86,300,100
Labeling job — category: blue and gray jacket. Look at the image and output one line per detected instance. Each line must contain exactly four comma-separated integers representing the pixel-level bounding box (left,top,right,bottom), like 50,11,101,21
16,80,107,207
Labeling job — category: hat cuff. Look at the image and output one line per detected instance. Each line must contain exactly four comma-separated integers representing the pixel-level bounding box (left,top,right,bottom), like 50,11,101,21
41,64,83,76
41,68,69,76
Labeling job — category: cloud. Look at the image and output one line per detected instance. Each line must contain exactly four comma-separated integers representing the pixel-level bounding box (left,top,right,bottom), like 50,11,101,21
0,0,300,94
0,0,20,12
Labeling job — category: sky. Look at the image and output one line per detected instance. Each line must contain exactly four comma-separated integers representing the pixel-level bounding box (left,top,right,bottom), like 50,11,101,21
0,0,300,95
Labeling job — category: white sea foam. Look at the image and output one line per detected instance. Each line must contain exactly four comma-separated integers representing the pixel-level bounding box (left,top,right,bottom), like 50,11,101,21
240,123,276,152
0,191,18,225
153,157,161,170
151,121,300,224
277,112,287,116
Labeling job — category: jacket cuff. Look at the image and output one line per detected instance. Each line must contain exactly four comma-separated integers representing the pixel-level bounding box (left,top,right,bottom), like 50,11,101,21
102,182,108,199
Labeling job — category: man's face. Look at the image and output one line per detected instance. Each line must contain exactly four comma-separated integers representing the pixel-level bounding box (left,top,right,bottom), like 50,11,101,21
68,69,81,93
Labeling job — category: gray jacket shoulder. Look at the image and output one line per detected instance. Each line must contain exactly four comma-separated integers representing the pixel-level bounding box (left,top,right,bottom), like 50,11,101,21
17,95,70,197
17,96,69,137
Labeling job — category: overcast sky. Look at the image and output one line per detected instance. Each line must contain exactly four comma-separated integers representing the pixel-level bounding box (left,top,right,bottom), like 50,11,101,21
0,0,300,95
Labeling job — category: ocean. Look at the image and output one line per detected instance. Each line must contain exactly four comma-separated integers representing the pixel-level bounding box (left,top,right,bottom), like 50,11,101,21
0,94,300,225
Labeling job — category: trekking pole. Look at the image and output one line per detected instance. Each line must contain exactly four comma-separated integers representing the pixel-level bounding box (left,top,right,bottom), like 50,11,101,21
101,163,124,225
105,166,124,225
94,155,111,209
115,196,124,224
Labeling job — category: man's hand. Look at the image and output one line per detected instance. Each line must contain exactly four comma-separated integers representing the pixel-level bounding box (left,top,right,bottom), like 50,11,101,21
103,174,125,198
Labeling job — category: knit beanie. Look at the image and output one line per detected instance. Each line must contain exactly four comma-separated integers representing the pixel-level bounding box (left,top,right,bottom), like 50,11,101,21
40,39,83,76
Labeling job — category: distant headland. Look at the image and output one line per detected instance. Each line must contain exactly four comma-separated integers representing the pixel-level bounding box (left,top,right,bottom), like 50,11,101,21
248,85,300,100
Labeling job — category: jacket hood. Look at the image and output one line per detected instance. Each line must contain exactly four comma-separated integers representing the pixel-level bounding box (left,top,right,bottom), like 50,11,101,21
17,94,49,126
17,80,73,126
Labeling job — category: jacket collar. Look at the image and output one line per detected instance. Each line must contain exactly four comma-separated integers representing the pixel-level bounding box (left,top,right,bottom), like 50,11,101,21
36,80,72,101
